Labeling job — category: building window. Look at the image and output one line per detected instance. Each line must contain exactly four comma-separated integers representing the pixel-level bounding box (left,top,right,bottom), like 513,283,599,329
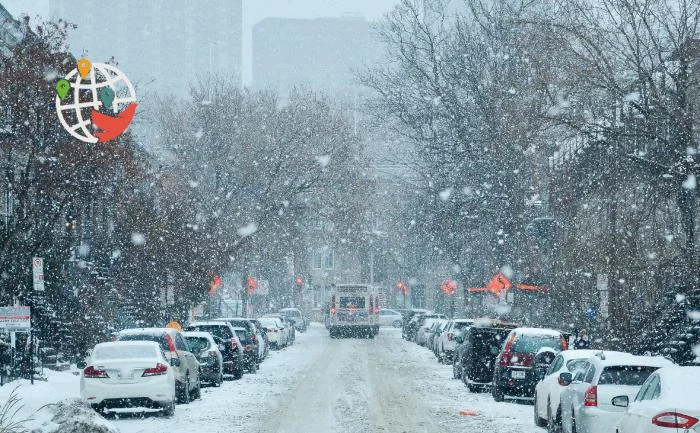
324,250,334,270
312,251,322,269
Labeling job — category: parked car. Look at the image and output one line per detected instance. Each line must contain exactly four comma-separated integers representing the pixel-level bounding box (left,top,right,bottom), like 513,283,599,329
258,317,289,349
613,366,700,433
427,320,448,354
414,315,447,346
183,331,224,387
437,318,474,363
402,309,430,340
116,327,201,403
232,327,259,373
279,308,307,332
242,318,268,362
378,308,404,328
79,341,176,415
260,314,295,345
533,349,600,431
454,321,516,392
559,351,675,433
184,321,244,379
492,327,569,402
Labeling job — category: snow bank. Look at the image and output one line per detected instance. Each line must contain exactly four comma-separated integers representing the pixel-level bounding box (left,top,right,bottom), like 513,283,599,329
31,399,119,433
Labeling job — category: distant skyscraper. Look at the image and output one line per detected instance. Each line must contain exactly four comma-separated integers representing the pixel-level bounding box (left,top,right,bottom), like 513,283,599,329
252,16,382,100
49,0,242,98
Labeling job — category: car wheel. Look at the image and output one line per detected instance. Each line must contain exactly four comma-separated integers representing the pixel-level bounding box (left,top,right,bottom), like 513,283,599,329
233,363,244,380
547,403,561,433
534,393,547,427
162,398,175,417
492,384,504,402
215,372,223,387
177,375,191,404
192,372,202,400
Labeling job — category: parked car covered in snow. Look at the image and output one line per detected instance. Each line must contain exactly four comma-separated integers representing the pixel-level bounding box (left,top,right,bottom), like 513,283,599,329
453,321,516,391
258,317,289,349
533,349,600,431
559,351,675,433
183,331,224,387
79,341,176,416
491,327,568,402
437,318,474,363
613,366,700,433
184,321,244,379
279,308,308,332
116,327,201,404
378,308,404,328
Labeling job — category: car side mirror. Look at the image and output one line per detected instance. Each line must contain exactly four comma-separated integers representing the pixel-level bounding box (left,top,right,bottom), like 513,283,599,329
558,372,572,386
170,357,181,367
455,335,464,344
611,395,629,408
76,361,86,369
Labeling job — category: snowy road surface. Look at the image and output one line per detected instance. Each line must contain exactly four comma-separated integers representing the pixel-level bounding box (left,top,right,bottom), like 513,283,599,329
6,323,545,433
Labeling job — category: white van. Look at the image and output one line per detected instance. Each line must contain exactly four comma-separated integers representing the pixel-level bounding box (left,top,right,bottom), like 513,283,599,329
328,284,379,338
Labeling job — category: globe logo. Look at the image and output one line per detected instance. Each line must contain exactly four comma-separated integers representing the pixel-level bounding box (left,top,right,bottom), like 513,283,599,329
54,58,137,144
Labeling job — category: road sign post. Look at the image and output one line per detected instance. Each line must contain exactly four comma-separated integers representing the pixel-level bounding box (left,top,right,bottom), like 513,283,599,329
32,257,44,291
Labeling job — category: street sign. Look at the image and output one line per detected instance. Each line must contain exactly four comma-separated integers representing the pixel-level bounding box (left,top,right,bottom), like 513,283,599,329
32,257,44,291
0,306,30,331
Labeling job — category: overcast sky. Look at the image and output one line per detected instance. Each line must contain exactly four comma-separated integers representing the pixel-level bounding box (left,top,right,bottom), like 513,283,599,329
1,0,398,84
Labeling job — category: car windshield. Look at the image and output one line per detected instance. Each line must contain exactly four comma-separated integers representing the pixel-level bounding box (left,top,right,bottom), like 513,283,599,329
118,334,169,352
5,0,697,430
184,337,210,354
598,366,659,386
93,345,156,360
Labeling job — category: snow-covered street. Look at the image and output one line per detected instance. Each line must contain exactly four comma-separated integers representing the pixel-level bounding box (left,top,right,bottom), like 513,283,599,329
4,323,545,433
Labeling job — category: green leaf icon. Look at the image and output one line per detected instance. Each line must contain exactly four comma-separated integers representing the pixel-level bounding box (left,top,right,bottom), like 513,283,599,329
55,79,70,100
98,86,115,110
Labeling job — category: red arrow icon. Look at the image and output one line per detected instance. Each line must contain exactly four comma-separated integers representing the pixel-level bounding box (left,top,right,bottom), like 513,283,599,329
91,103,137,142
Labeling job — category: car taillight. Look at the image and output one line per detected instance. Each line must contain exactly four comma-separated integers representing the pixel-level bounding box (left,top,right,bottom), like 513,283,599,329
652,412,698,429
330,306,336,314
165,334,176,352
499,334,516,367
84,366,109,378
142,363,168,377
584,385,598,407
447,333,454,341
374,307,380,314
561,336,568,350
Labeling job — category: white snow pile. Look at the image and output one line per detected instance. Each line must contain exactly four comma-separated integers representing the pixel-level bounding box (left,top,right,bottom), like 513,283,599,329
30,399,118,433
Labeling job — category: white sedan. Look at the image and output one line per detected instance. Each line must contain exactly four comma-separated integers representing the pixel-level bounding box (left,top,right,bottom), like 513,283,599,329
258,317,289,348
615,366,700,433
80,341,176,416
533,349,599,431
378,308,403,327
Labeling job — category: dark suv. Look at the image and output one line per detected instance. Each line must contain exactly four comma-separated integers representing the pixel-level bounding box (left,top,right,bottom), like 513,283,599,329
491,327,568,401
453,322,516,392
184,321,244,379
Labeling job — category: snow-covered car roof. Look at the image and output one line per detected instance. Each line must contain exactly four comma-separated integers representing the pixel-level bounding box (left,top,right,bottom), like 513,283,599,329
94,340,160,349
511,327,563,337
559,349,600,360
182,331,218,341
586,351,675,368
188,321,233,327
279,308,301,312
655,366,700,407
452,318,475,323
117,327,179,336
